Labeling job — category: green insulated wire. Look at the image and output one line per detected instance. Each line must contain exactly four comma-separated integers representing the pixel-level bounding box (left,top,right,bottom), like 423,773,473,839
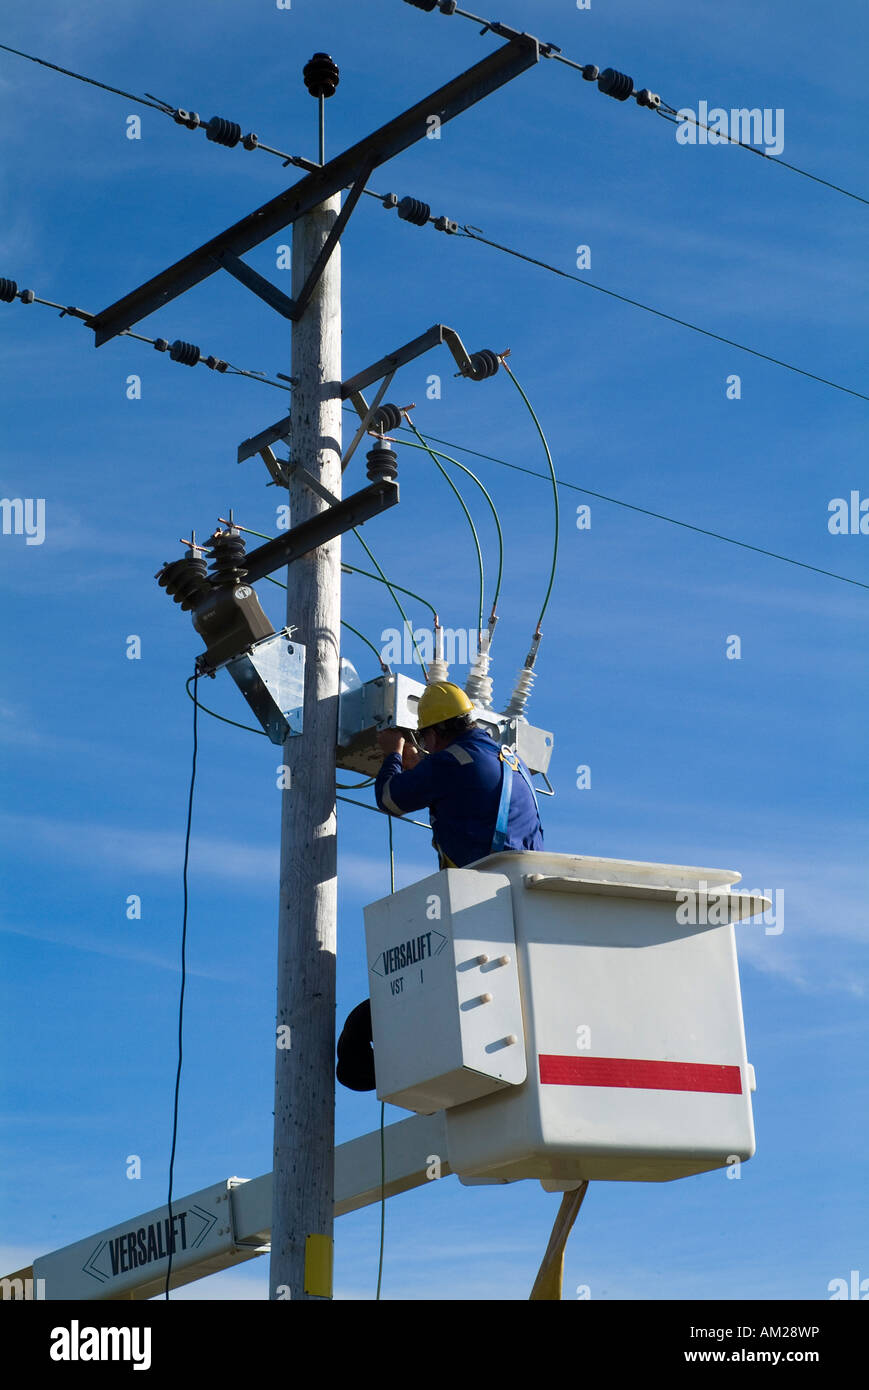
401,421,485,638
185,675,266,736
500,359,560,631
352,529,428,680
400,428,505,622
342,565,438,625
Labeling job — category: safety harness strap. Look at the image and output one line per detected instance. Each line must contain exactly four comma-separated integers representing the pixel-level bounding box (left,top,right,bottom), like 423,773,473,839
491,750,515,853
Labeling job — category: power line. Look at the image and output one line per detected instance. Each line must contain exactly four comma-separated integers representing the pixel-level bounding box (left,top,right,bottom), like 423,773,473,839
453,229,869,407
0,278,292,389
406,3,869,210
390,422,869,594
4,47,867,406
654,107,869,210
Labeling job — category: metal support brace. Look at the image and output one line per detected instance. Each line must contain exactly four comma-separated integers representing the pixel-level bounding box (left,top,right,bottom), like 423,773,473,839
284,460,342,509
213,251,300,320
238,415,293,464
258,446,291,488
341,373,395,472
290,160,375,322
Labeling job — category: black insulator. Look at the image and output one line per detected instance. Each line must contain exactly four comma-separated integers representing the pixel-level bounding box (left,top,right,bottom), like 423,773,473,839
303,53,340,99
157,556,210,612
0,278,18,303
370,404,403,434
206,116,242,148
403,0,439,9
582,64,599,81
242,132,259,150
636,88,661,109
169,339,201,367
173,108,201,129
208,529,248,588
397,196,431,226
466,349,500,381
154,338,169,353
366,443,398,484
598,68,634,101
20,289,34,304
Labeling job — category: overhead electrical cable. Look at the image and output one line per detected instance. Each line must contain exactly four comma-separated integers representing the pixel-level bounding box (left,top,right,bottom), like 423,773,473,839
4,43,867,403
452,229,869,407
403,2,869,210
654,107,869,210
0,278,291,389
390,423,869,594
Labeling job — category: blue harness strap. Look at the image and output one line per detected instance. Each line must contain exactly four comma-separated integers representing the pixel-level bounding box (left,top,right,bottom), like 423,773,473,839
437,739,541,862
491,752,515,853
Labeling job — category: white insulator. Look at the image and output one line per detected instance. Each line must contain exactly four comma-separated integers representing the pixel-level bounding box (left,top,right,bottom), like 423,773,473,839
426,658,449,684
504,665,536,719
465,643,494,709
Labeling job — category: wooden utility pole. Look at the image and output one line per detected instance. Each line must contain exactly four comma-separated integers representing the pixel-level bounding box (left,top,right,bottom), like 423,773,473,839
270,194,343,1300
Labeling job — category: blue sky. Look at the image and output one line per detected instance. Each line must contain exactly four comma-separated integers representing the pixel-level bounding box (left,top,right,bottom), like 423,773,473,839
1,0,867,1301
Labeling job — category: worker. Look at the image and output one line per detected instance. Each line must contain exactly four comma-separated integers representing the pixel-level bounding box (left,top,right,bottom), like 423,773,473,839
337,681,544,1091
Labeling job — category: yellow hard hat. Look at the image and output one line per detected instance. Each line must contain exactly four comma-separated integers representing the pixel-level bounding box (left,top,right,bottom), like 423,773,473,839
416,681,474,730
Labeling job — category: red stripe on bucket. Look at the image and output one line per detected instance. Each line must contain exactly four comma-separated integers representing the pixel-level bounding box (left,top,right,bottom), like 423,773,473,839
539,1055,743,1095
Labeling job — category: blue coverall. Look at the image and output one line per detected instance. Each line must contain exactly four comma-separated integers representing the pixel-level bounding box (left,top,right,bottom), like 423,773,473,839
374,726,544,867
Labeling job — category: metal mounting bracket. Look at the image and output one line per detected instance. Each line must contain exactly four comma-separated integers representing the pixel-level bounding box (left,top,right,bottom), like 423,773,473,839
284,461,342,509
342,324,481,400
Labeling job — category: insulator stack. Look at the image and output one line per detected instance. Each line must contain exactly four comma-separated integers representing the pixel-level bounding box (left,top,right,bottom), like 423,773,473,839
156,556,211,611
466,349,500,381
206,116,243,147
0,279,18,302
397,196,431,226
597,68,634,101
303,53,341,99
169,340,201,367
465,631,494,709
208,529,248,588
370,403,403,433
504,665,536,719
366,443,398,483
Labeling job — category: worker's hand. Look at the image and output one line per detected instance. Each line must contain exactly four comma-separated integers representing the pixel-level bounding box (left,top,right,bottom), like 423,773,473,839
402,743,423,770
376,728,405,756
